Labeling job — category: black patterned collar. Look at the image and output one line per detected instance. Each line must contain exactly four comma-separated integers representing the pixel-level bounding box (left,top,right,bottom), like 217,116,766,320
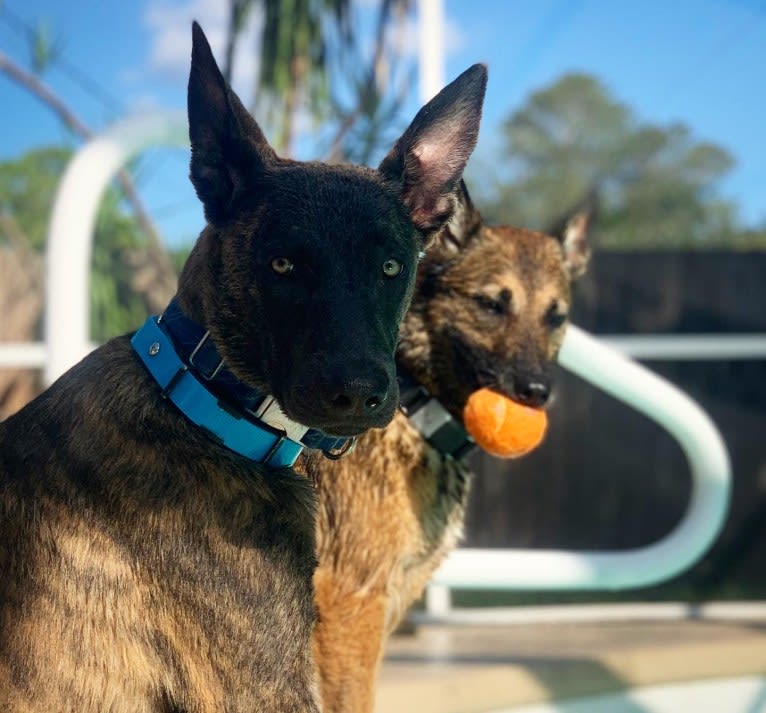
397,368,476,461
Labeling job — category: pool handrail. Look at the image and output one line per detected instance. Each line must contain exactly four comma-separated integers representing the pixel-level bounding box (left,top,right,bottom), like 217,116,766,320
431,324,731,590
44,111,188,386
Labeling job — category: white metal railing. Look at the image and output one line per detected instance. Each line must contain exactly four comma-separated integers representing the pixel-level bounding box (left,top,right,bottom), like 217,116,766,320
0,343,47,369
44,111,188,385
412,0,731,615
597,334,766,360
3,333,766,373
0,113,735,614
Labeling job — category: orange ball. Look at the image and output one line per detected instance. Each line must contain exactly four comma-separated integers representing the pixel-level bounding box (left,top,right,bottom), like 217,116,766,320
463,388,548,458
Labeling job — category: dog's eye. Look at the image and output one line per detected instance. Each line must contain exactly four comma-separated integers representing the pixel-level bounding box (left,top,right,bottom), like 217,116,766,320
546,311,567,329
382,258,403,278
271,257,294,275
474,295,506,316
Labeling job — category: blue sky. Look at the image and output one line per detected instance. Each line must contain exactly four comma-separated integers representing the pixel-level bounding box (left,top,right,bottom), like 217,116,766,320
1,0,764,246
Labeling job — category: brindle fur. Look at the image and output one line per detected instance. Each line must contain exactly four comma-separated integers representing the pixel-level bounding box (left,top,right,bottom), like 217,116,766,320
0,24,486,712
307,182,590,713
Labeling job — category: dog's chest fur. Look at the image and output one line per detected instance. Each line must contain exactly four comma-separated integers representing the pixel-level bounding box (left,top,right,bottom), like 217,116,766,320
0,339,319,712
311,411,469,632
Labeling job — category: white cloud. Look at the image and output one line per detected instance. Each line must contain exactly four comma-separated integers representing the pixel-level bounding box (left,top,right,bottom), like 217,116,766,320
143,0,262,103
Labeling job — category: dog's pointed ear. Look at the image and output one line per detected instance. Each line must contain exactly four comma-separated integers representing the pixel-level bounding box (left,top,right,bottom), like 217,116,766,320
559,209,592,280
188,21,277,224
379,64,487,240
547,190,596,280
431,179,483,256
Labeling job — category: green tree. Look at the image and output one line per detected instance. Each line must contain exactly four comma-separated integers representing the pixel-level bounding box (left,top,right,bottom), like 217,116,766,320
0,146,152,340
0,146,65,251
223,0,352,154
322,0,414,165
476,73,741,248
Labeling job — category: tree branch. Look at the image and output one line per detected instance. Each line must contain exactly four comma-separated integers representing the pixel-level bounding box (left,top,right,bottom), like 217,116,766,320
223,0,252,83
0,49,176,311
325,0,405,163
0,50,91,137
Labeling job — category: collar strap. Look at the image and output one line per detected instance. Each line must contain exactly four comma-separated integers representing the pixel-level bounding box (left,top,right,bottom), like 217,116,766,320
131,310,347,467
159,299,262,410
397,370,476,461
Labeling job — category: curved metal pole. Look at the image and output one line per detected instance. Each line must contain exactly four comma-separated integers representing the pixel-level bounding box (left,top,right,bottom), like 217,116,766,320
44,111,187,385
431,325,731,590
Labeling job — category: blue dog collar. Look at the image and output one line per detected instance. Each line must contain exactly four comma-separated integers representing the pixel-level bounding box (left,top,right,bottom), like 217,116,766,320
131,314,349,468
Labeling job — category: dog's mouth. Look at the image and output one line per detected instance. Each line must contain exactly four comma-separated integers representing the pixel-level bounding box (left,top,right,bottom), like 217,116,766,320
275,363,400,437
280,396,398,439
291,413,391,439
457,362,556,412
475,368,497,389
472,372,555,411
308,421,371,438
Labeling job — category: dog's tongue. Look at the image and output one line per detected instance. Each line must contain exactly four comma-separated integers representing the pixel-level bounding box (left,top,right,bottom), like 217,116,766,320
462,388,548,459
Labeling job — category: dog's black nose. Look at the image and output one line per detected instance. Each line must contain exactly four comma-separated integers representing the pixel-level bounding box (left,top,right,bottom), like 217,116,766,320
515,380,550,408
328,378,388,414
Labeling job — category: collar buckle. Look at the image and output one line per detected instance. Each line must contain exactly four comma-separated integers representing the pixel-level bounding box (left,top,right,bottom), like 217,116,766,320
397,367,476,461
322,437,357,460
188,330,225,380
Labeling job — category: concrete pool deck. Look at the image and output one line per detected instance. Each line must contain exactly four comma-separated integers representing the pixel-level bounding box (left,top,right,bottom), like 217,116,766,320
375,614,766,712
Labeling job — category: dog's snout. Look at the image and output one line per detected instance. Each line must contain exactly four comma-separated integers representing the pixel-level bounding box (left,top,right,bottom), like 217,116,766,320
284,358,398,435
514,379,550,408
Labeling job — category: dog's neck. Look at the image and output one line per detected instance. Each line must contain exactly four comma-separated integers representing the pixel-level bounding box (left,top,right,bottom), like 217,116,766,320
175,228,216,323
130,299,350,468
396,305,438,394
396,306,475,461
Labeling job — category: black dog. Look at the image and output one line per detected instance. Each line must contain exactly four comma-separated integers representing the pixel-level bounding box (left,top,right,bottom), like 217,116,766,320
0,21,485,713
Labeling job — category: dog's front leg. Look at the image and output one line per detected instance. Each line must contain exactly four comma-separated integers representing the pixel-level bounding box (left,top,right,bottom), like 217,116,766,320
312,570,388,713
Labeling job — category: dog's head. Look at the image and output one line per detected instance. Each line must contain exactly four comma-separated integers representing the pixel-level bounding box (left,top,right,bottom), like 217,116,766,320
399,181,591,416
176,23,486,437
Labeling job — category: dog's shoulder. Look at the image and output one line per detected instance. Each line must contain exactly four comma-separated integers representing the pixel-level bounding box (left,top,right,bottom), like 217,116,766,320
0,336,317,537
0,339,320,712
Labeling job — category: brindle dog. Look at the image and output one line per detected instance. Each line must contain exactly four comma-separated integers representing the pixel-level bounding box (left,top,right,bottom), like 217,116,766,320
0,23,486,713
307,181,590,713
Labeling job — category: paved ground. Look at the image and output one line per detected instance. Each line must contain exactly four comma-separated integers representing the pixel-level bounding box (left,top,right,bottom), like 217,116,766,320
375,618,766,713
